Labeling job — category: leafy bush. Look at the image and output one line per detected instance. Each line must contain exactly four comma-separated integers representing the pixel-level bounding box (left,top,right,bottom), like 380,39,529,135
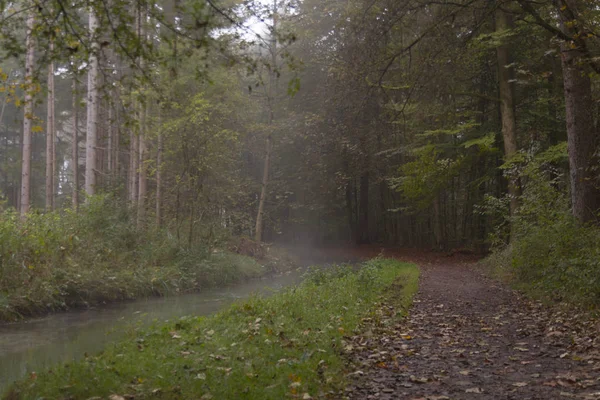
0,195,289,321
485,145,600,307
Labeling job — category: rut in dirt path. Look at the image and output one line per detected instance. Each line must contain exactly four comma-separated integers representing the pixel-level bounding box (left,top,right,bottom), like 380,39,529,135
343,262,600,400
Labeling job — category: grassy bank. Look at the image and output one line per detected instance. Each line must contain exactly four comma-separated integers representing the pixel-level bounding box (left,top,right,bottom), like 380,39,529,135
3,258,419,400
0,196,297,322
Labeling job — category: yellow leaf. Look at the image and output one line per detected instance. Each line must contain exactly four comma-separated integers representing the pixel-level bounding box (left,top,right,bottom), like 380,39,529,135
32,125,43,133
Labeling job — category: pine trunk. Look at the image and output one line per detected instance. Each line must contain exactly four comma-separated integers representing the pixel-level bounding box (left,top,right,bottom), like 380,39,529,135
555,0,600,223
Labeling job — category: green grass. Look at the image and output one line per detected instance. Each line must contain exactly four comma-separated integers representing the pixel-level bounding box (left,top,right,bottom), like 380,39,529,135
0,195,297,322
3,258,419,400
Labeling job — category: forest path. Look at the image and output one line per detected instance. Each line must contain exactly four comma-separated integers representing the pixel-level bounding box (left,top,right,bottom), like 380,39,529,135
343,258,600,400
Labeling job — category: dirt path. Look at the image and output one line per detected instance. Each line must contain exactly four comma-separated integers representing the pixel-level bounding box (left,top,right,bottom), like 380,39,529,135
343,260,600,400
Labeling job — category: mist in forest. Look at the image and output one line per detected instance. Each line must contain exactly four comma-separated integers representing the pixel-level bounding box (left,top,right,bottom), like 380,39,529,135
0,0,598,311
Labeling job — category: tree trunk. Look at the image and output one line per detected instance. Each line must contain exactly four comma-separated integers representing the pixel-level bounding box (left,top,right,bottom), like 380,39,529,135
72,77,79,210
107,99,113,177
357,172,370,244
85,6,99,197
555,0,600,223
20,10,35,217
496,8,520,224
156,114,163,227
345,179,356,243
114,94,120,176
46,40,55,212
255,134,271,242
255,0,278,243
129,130,138,204
137,103,147,228
136,4,147,229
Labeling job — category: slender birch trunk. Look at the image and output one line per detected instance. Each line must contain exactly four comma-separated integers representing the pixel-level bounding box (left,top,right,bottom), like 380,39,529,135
20,10,35,217
85,5,99,197
45,41,55,211
129,128,138,204
255,0,277,242
114,94,120,175
72,77,79,210
137,5,147,229
137,103,147,228
156,119,163,227
107,99,113,177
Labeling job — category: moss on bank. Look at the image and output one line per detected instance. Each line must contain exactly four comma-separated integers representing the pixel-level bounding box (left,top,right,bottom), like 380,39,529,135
3,258,419,400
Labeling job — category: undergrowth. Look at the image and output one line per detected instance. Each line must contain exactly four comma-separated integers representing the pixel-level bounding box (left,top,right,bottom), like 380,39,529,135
3,258,419,400
483,146,600,308
0,195,295,322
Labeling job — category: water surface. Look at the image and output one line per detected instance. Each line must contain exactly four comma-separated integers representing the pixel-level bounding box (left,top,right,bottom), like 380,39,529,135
0,269,305,392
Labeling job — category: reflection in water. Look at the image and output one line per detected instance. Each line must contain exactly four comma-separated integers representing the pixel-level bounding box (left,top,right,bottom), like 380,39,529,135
0,270,305,392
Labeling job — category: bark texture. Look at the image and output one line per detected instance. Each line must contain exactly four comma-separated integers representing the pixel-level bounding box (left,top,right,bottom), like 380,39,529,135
555,0,599,223
46,42,55,211
255,0,278,242
496,8,520,221
20,10,35,217
85,7,99,196
72,77,79,210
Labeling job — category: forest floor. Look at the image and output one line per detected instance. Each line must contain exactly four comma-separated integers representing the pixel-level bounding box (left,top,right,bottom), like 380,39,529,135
342,251,600,399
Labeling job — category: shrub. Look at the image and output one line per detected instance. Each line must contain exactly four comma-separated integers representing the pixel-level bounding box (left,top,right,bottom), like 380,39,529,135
0,195,294,321
485,145,600,308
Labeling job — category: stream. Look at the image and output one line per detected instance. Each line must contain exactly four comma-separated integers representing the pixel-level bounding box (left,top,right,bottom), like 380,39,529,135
0,269,308,392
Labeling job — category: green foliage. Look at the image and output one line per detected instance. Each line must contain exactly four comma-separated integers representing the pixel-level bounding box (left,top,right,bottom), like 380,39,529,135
486,148,600,308
0,195,292,322
4,258,419,400
394,146,461,210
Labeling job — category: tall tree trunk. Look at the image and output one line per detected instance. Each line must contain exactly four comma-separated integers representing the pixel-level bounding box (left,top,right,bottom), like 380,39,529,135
496,8,520,226
129,129,138,204
72,77,79,210
156,113,163,227
137,103,147,228
85,6,99,197
357,172,370,244
114,94,120,176
107,99,113,178
45,41,55,211
555,0,600,223
345,179,357,243
254,0,277,243
20,10,35,217
255,134,271,242
136,4,147,228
